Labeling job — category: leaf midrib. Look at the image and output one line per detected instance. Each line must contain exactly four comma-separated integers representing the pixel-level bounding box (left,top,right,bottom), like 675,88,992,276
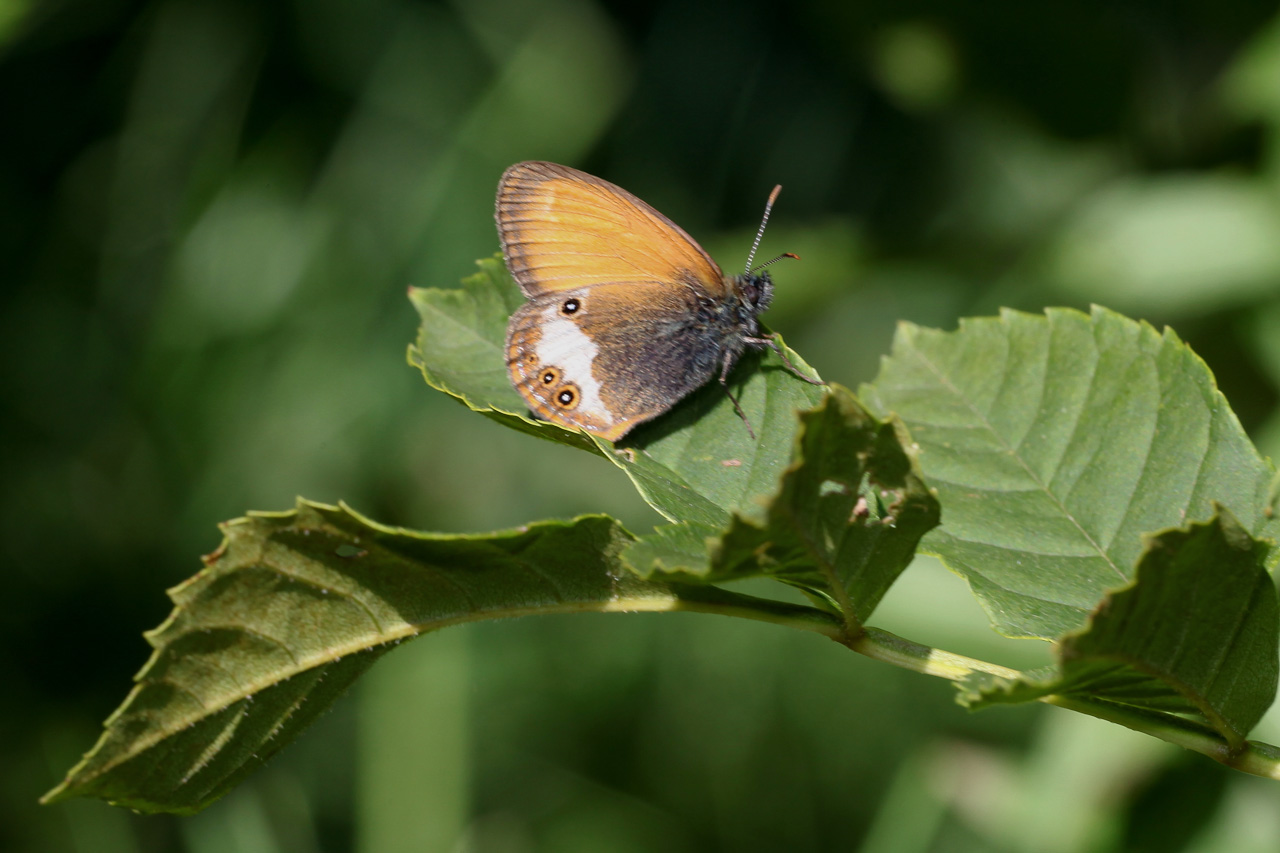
907,333,1128,584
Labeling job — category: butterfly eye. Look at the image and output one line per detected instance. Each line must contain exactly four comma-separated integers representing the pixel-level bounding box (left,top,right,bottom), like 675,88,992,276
540,367,560,385
560,298,581,315
554,385,579,409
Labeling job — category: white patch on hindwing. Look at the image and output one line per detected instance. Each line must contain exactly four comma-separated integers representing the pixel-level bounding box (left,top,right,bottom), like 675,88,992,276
535,303,612,421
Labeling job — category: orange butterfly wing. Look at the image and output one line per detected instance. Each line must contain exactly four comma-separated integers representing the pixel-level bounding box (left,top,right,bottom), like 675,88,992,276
496,161,727,297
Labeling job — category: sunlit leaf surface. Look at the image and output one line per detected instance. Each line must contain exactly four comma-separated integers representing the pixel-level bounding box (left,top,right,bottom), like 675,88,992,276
862,306,1279,640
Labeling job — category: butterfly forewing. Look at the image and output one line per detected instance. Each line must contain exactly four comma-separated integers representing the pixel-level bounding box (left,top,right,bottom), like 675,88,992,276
497,161,726,298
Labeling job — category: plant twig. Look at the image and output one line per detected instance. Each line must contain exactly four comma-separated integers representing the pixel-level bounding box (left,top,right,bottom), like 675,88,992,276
661,586,1280,781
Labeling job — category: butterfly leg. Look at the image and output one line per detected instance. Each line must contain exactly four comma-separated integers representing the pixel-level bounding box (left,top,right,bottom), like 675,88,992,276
744,335,827,385
718,355,757,440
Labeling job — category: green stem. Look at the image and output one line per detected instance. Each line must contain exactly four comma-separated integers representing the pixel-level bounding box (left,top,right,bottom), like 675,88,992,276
661,583,847,635
1045,695,1280,780
846,626,1022,681
667,585,1280,781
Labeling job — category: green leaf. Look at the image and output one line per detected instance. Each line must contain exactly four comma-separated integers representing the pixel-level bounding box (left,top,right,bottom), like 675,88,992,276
41,500,680,813
599,342,826,526
45,499,838,814
625,386,941,627
408,255,826,525
620,519,723,576
861,305,1280,640
959,510,1279,749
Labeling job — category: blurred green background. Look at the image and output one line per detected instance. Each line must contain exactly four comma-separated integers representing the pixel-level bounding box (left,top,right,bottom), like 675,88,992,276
6,0,1280,850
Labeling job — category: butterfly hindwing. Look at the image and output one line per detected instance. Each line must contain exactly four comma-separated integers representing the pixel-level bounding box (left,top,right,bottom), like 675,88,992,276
505,281,733,441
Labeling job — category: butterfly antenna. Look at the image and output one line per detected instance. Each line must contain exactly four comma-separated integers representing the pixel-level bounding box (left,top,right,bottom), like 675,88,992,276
752,252,800,272
743,184,783,274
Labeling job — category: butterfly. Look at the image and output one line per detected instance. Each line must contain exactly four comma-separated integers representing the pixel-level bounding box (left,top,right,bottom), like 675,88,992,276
498,161,821,442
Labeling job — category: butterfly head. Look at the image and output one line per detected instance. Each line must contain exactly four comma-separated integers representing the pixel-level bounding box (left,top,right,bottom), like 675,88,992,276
734,268,775,317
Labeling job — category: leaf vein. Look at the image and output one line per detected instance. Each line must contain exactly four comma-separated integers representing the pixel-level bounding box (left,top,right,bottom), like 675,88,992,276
905,336,1125,582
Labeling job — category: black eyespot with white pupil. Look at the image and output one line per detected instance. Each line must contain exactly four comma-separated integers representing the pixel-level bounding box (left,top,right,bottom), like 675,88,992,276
561,298,581,315
556,385,579,408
